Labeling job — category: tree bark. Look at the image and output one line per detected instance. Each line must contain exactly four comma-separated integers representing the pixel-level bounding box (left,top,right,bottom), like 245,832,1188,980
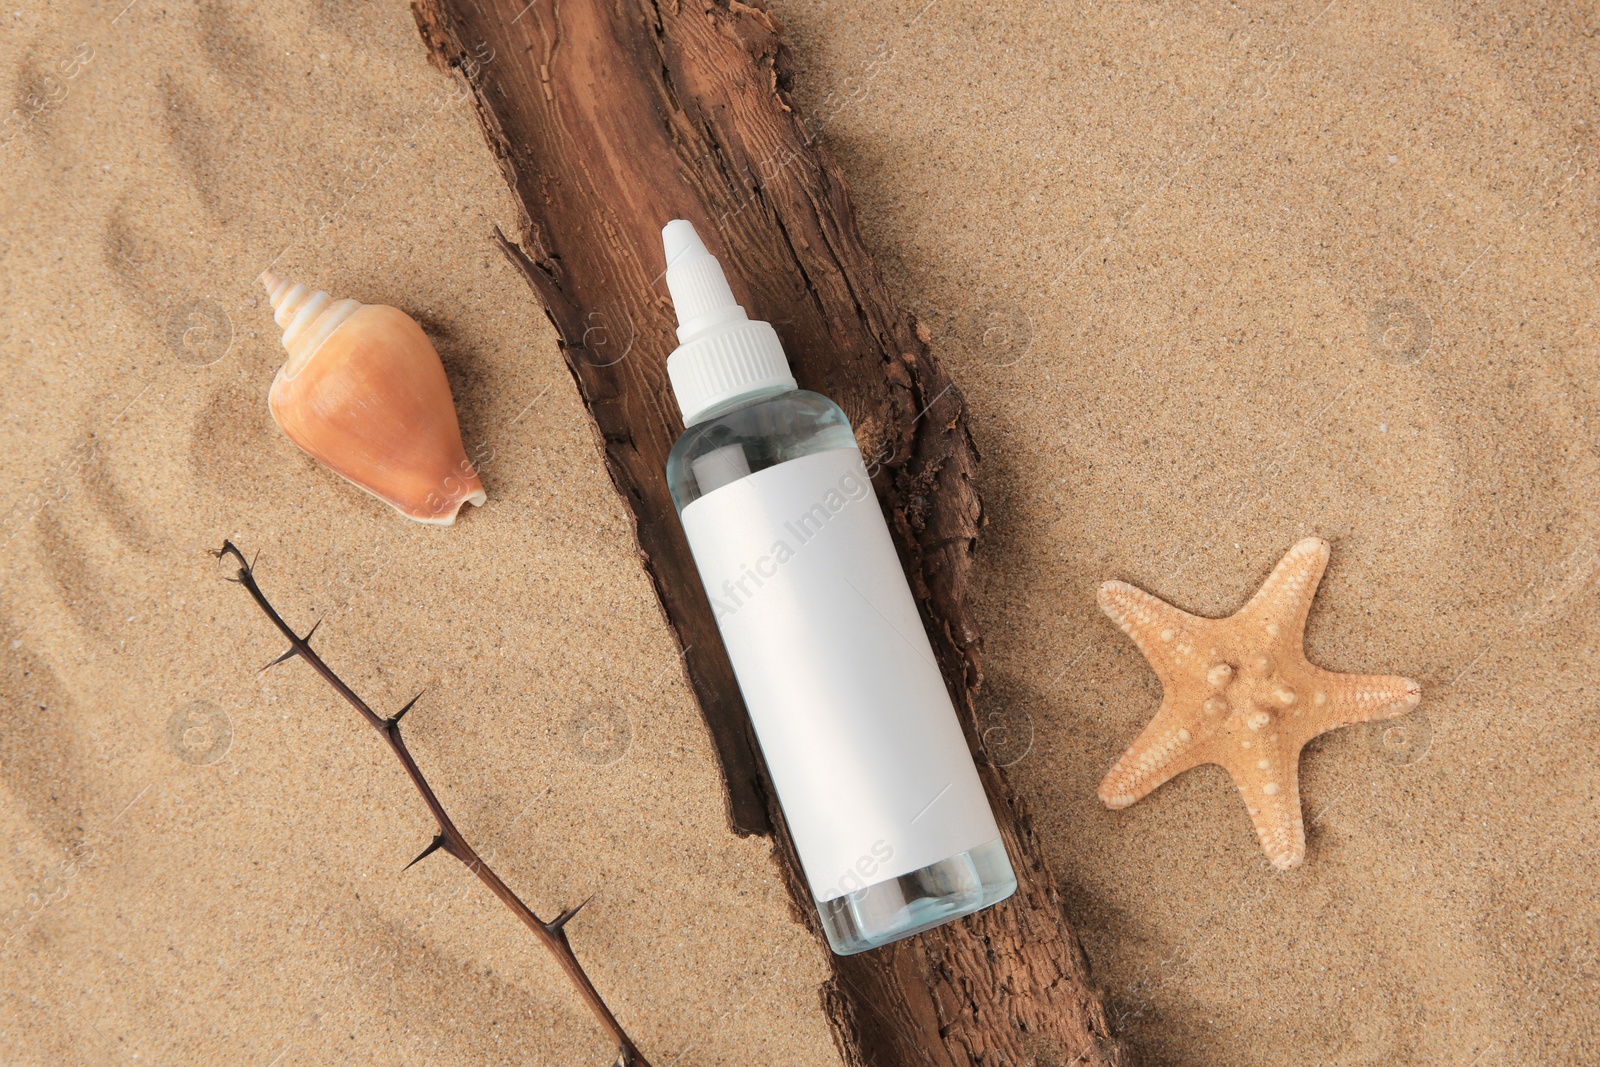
409,1,1124,1063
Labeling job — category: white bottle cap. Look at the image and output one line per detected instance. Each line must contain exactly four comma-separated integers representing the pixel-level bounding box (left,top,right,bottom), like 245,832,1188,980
662,220,796,426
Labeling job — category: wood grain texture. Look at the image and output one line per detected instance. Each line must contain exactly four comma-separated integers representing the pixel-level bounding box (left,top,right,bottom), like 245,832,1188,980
409,1,1123,1062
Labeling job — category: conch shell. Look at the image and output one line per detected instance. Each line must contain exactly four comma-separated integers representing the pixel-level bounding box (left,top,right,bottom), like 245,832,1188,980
258,273,485,525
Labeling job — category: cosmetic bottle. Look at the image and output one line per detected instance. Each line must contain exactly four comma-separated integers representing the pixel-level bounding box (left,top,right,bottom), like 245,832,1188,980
661,220,1017,954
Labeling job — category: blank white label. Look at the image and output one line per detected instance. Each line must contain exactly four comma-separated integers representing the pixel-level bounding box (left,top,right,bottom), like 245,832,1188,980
681,448,1000,900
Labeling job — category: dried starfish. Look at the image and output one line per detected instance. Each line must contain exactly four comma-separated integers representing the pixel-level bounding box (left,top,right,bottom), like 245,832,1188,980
1097,537,1421,869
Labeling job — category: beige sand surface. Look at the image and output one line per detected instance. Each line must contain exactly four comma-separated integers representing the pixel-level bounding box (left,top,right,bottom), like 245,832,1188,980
0,2,833,1064
1,0,1595,1065
766,0,1599,1062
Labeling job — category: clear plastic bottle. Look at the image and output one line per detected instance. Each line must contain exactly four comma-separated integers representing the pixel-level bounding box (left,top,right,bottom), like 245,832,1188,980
661,221,1016,954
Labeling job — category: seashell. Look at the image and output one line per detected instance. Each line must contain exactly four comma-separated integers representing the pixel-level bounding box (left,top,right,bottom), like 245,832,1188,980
258,272,485,525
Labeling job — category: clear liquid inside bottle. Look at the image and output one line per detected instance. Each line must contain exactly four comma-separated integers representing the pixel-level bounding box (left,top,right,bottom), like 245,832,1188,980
668,387,1018,954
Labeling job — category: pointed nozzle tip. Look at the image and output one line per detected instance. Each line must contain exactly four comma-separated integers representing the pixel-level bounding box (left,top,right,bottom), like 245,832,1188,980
662,219,708,269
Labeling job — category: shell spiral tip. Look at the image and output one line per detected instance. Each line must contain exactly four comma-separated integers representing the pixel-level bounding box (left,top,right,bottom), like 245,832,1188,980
257,270,292,312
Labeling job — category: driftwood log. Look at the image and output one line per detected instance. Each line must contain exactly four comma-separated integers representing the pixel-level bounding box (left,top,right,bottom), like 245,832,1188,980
409,1,1123,1064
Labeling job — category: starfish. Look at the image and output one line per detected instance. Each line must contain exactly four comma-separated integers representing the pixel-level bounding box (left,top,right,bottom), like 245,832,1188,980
1096,537,1421,870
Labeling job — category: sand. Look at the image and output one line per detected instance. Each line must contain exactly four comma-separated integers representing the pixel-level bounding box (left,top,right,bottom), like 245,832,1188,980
1,0,1595,1064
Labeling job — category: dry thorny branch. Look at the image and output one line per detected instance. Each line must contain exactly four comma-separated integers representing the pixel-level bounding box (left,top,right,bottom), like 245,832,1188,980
214,541,651,1067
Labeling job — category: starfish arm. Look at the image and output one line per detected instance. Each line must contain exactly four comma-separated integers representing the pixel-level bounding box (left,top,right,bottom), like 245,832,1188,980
1098,580,1210,681
1238,537,1329,638
1229,753,1307,870
1098,699,1214,809
1295,668,1422,744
